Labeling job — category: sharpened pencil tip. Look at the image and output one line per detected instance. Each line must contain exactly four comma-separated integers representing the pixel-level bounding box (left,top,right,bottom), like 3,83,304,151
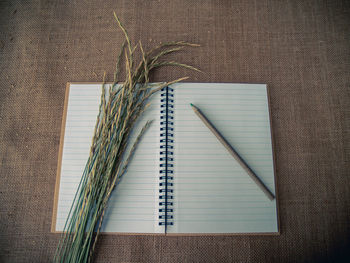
190,103,193,107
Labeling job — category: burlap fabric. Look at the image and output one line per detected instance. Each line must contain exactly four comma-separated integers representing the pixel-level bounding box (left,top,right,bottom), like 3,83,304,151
0,0,349,262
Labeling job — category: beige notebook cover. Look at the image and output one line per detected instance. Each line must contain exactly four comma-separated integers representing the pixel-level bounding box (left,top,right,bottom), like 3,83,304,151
52,82,280,235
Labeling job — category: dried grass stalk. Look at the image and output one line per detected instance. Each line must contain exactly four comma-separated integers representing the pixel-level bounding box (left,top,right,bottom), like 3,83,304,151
54,13,199,263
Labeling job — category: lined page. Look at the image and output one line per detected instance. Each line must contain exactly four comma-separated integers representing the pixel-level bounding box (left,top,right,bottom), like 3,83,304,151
55,84,162,233
168,83,278,234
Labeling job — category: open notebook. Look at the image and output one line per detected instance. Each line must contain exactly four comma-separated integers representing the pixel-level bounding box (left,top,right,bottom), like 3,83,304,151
52,83,279,234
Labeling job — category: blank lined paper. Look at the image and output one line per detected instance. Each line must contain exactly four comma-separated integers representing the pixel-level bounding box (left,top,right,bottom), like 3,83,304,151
169,83,278,234
55,84,162,233
54,82,278,235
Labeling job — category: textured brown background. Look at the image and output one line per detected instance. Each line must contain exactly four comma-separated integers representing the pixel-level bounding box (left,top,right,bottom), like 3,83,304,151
0,0,349,262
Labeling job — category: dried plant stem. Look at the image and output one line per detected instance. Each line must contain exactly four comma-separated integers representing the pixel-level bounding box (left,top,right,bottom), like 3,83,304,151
54,13,199,263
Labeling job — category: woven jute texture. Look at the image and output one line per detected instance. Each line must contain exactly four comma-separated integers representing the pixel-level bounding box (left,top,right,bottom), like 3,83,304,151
0,0,349,262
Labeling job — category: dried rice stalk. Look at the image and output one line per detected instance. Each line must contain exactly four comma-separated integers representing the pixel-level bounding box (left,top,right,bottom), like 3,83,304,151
54,13,199,263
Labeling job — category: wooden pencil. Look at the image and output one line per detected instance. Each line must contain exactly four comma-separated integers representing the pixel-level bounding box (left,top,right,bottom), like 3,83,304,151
190,103,275,201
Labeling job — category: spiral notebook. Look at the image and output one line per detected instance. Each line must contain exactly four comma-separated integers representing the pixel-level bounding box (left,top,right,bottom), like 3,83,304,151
52,82,279,235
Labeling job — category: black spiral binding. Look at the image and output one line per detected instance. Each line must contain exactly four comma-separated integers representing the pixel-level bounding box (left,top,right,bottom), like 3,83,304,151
159,86,174,230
